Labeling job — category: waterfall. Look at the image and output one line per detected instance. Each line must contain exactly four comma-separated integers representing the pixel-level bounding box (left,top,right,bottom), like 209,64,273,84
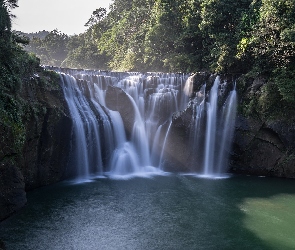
158,121,172,170
108,110,140,176
189,85,206,171
215,87,237,174
187,76,237,177
60,74,104,180
204,77,219,175
57,68,237,180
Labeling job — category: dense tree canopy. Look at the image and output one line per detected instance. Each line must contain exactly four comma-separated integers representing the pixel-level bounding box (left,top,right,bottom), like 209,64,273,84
25,29,69,66
19,0,294,75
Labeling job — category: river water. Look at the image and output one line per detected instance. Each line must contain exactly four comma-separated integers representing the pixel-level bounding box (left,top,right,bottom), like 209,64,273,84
1,174,295,249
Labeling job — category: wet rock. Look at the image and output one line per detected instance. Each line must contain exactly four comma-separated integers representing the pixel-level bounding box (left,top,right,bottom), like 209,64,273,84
105,86,135,139
0,164,26,221
266,121,295,149
20,77,72,190
163,72,295,178
249,77,266,93
21,108,72,190
162,107,193,172
1,70,72,191
231,116,295,178
190,72,212,94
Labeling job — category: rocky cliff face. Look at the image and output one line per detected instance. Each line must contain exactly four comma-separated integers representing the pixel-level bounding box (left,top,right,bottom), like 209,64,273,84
230,75,295,177
232,111,295,177
0,69,71,221
18,73,71,190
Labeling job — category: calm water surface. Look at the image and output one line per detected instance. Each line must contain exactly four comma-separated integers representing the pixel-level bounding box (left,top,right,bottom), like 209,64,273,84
1,174,295,250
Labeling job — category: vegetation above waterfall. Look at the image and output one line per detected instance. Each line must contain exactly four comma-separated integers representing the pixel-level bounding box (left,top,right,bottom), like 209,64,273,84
20,0,295,73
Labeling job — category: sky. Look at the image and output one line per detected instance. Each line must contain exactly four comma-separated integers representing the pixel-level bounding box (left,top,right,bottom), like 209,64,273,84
12,0,113,35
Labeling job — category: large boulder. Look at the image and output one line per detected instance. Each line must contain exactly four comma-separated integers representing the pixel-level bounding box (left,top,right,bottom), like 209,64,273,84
21,107,72,190
229,74,295,178
105,86,136,139
162,106,193,172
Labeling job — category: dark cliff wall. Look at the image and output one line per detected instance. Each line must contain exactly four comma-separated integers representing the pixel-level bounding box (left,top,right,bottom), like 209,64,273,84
232,116,295,177
0,69,71,221
18,73,72,190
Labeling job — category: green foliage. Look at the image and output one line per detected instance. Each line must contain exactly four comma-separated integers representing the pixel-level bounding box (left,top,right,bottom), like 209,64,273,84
13,0,295,76
272,67,295,103
24,29,69,66
63,29,109,70
85,8,107,27
0,0,62,161
199,0,253,72
0,45,44,158
238,67,295,121
3,0,18,9
237,0,295,73
143,0,186,71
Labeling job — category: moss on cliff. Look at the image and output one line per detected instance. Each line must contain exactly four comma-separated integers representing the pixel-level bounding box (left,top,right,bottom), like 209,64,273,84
0,49,62,165
233,71,295,178
236,71,295,123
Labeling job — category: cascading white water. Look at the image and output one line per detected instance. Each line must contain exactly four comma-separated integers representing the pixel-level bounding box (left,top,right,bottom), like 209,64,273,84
215,87,237,174
186,76,237,177
189,85,206,170
60,74,103,180
158,121,172,169
128,95,151,167
108,110,140,176
59,70,188,179
58,68,237,180
151,125,163,166
114,73,187,171
204,77,219,175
